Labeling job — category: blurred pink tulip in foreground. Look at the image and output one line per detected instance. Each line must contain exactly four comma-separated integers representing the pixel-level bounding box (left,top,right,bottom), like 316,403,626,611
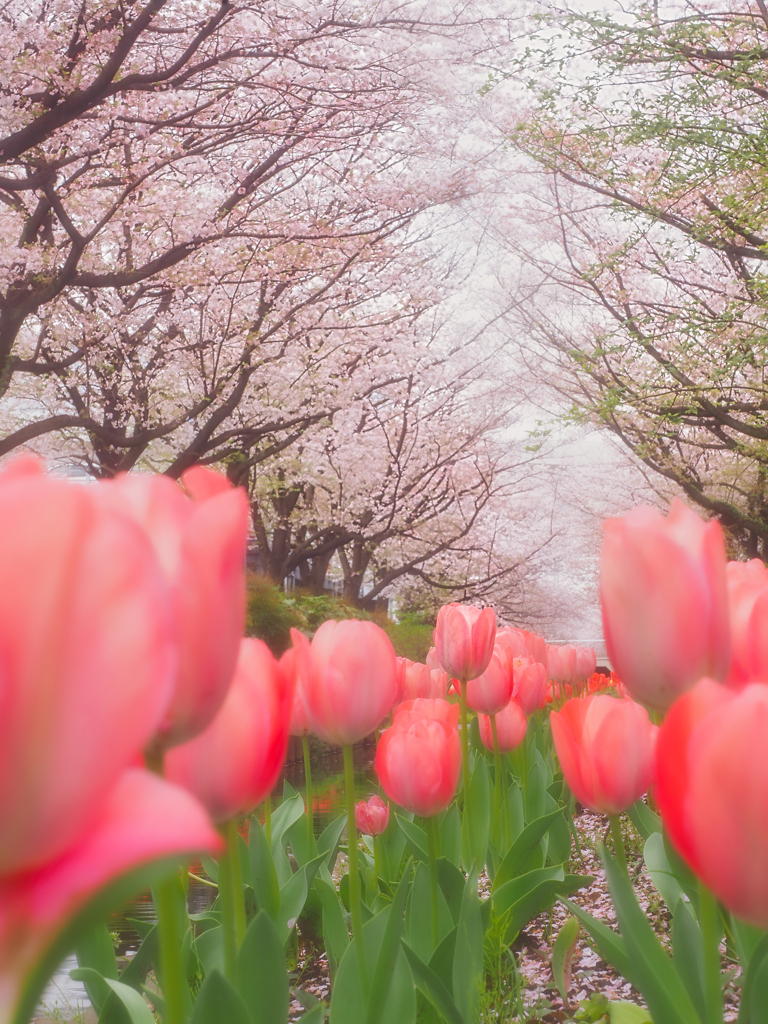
551,695,657,815
601,499,730,710
166,639,294,822
98,466,249,748
725,559,768,689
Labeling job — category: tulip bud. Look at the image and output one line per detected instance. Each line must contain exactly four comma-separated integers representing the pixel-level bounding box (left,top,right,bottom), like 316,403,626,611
656,680,768,927
601,499,730,710
97,468,249,747
550,695,657,815
478,699,527,752
376,699,462,817
355,796,390,836
300,620,397,745
433,603,496,681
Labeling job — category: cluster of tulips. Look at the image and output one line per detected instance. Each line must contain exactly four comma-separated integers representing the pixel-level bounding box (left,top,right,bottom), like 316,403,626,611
5,454,768,1024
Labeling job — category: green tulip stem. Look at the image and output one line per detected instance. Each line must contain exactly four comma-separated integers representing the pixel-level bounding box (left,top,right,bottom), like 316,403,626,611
426,815,441,948
144,747,187,1024
609,815,628,876
502,753,511,849
218,825,238,982
699,882,724,1024
490,714,502,847
459,681,475,858
519,731,529,817
343,744,369,996
226,818,247,946
302,735,314,850
373,835,380,887
152,872,188,1024
264,793,272,848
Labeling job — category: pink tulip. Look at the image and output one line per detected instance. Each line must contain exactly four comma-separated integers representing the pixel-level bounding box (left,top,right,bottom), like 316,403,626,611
0,469,177,875
376,699,462,817
725,560,768,688
574,647,597,683
547,645,578,686
465,646,514,715
601,499,731,710
281,644,312,736
512,658,548,715
656,680,768,926
97,467,249,747
521,630,548,666
355,796,390,836
395,658,449,703
0,769,221,1023
166,640,294,822
495,628,530,659
478,699,527,752
433,603,496,681
297,620,397,745
550,695,658,815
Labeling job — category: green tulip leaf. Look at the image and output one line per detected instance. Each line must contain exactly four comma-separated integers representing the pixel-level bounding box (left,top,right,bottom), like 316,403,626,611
317,814,347,874
249,816,280,920
191,969,252,1024
552,916,580,1003
402,945,463,1024
453,869,483,1024
439,805,462,868
492,809,563,891
236,911,288,1024
601,846,703,1024
560,898,635,987
396,815,429,861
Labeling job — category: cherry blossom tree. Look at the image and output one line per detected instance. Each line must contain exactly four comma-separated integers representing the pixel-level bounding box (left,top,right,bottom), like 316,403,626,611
494,0,768,557
0,0,506,473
